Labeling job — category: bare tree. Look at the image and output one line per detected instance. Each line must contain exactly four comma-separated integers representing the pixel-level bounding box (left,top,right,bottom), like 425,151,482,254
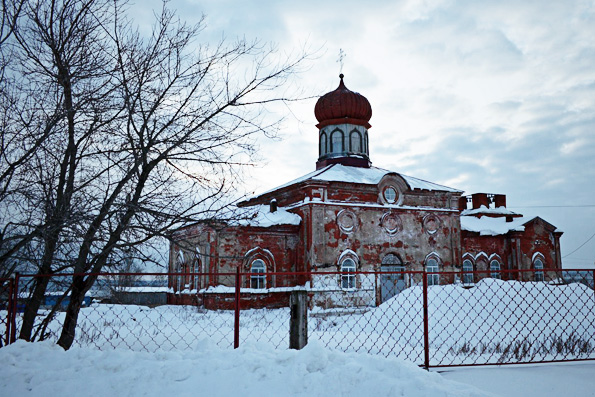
0,0,309,348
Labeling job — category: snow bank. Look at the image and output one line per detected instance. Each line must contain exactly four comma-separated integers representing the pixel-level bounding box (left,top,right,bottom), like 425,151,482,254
0,340,488,397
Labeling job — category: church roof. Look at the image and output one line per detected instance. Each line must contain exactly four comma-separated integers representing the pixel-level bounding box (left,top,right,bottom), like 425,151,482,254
250,163,462,201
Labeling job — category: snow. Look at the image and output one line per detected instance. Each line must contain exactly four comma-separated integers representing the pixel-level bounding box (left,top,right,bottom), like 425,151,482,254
232,205,301,227
251,163,462,200
441,362,595,397
461,215,529,235
461,206,520,216
0,340,489,397
2,279,595,396
198,284,309,294
2,340,594,397
287,199,459,212
117,286,169,293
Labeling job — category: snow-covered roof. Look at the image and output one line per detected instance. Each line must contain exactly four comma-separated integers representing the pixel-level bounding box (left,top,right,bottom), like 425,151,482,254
254,164,462,198
117,287,169,293
231,205,301,227
461,205,520,217
460,215,533,235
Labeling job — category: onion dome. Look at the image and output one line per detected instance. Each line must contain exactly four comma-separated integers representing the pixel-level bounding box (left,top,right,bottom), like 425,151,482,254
314,74,372,129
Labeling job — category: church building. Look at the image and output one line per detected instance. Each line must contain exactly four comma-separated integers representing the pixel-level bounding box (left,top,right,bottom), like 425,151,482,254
168,74,563,309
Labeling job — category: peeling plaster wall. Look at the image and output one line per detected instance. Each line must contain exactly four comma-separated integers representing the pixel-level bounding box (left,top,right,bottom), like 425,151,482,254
309,204,460,272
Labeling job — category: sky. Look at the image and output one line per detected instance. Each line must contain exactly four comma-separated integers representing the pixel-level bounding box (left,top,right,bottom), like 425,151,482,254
134,0,595,269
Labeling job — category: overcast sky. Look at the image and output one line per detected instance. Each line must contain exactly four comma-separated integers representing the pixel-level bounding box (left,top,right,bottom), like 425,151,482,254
138,0,595,269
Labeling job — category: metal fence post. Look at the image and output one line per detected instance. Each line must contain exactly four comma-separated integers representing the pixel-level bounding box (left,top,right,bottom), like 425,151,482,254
289,290,308,349
4,276,14,346
422,269,430,370
234,267,240,349
10,273,19,344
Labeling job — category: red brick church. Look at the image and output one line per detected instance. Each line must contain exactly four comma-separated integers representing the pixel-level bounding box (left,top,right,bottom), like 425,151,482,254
168,74,563,308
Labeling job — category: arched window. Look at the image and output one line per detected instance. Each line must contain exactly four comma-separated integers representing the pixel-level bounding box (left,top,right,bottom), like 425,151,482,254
191,251,201,290
364,132,369,154
175,252,184,292
463,259,474,284
350,130,362,152
490,260,501,279
320,132,327,156
382,253,402,266
331,129,344,153
340,258,356,289
426,257,439,286
250,259,266,289
534,258,544,282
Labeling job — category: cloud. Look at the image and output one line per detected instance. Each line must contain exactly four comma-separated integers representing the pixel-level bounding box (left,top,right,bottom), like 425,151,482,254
163,0,595,267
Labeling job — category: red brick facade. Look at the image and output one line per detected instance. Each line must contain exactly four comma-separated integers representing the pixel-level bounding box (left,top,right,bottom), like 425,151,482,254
167,75,563,308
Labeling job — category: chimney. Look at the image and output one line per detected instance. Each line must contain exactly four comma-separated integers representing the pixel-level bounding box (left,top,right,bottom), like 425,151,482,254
471,193,489,209
270,199,278,213
494,194,506,208
458,196,468,212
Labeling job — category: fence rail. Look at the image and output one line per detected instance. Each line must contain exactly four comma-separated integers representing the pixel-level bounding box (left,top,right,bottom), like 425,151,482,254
1,268,594,368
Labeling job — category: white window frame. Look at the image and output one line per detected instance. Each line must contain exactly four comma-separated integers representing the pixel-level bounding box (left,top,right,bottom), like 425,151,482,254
175,252,184,292
426,258,439,286
340,258,356,289
384,187,397,204
462,259,474,284
534,258,544,282
250,259,266,289
490,260,501,279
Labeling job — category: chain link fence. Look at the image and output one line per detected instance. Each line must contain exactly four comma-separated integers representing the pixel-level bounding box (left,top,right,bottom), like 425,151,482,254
1,269,594,367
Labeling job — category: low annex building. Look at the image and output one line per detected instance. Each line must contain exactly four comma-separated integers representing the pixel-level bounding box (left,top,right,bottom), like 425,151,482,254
168,74,563,308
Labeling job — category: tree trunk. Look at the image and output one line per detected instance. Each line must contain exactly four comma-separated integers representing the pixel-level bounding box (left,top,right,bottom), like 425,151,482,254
56,275,87,350
19,276,50,340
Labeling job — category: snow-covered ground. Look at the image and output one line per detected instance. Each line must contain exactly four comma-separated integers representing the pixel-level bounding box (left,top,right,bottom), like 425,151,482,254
1,339,594,396
2,278,594,395
440,362,595,397
0,340,488,397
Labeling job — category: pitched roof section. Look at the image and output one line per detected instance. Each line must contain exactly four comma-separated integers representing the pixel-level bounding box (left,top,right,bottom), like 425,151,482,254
247,163,462,203
461,215,563,236
230,205,301,228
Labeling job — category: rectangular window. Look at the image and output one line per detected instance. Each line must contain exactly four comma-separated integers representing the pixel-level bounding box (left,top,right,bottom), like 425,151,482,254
463,260,474,284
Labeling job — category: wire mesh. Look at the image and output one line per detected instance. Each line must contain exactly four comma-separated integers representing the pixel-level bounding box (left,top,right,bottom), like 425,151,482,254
0,269,593,368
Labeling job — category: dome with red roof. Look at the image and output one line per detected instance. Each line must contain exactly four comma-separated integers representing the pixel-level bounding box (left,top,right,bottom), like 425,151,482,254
314,74,372,129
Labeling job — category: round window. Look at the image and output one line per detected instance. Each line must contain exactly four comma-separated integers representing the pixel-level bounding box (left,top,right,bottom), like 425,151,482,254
384,187,397,204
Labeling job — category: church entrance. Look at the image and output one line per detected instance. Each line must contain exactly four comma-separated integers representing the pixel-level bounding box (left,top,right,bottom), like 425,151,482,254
380,254,407,303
